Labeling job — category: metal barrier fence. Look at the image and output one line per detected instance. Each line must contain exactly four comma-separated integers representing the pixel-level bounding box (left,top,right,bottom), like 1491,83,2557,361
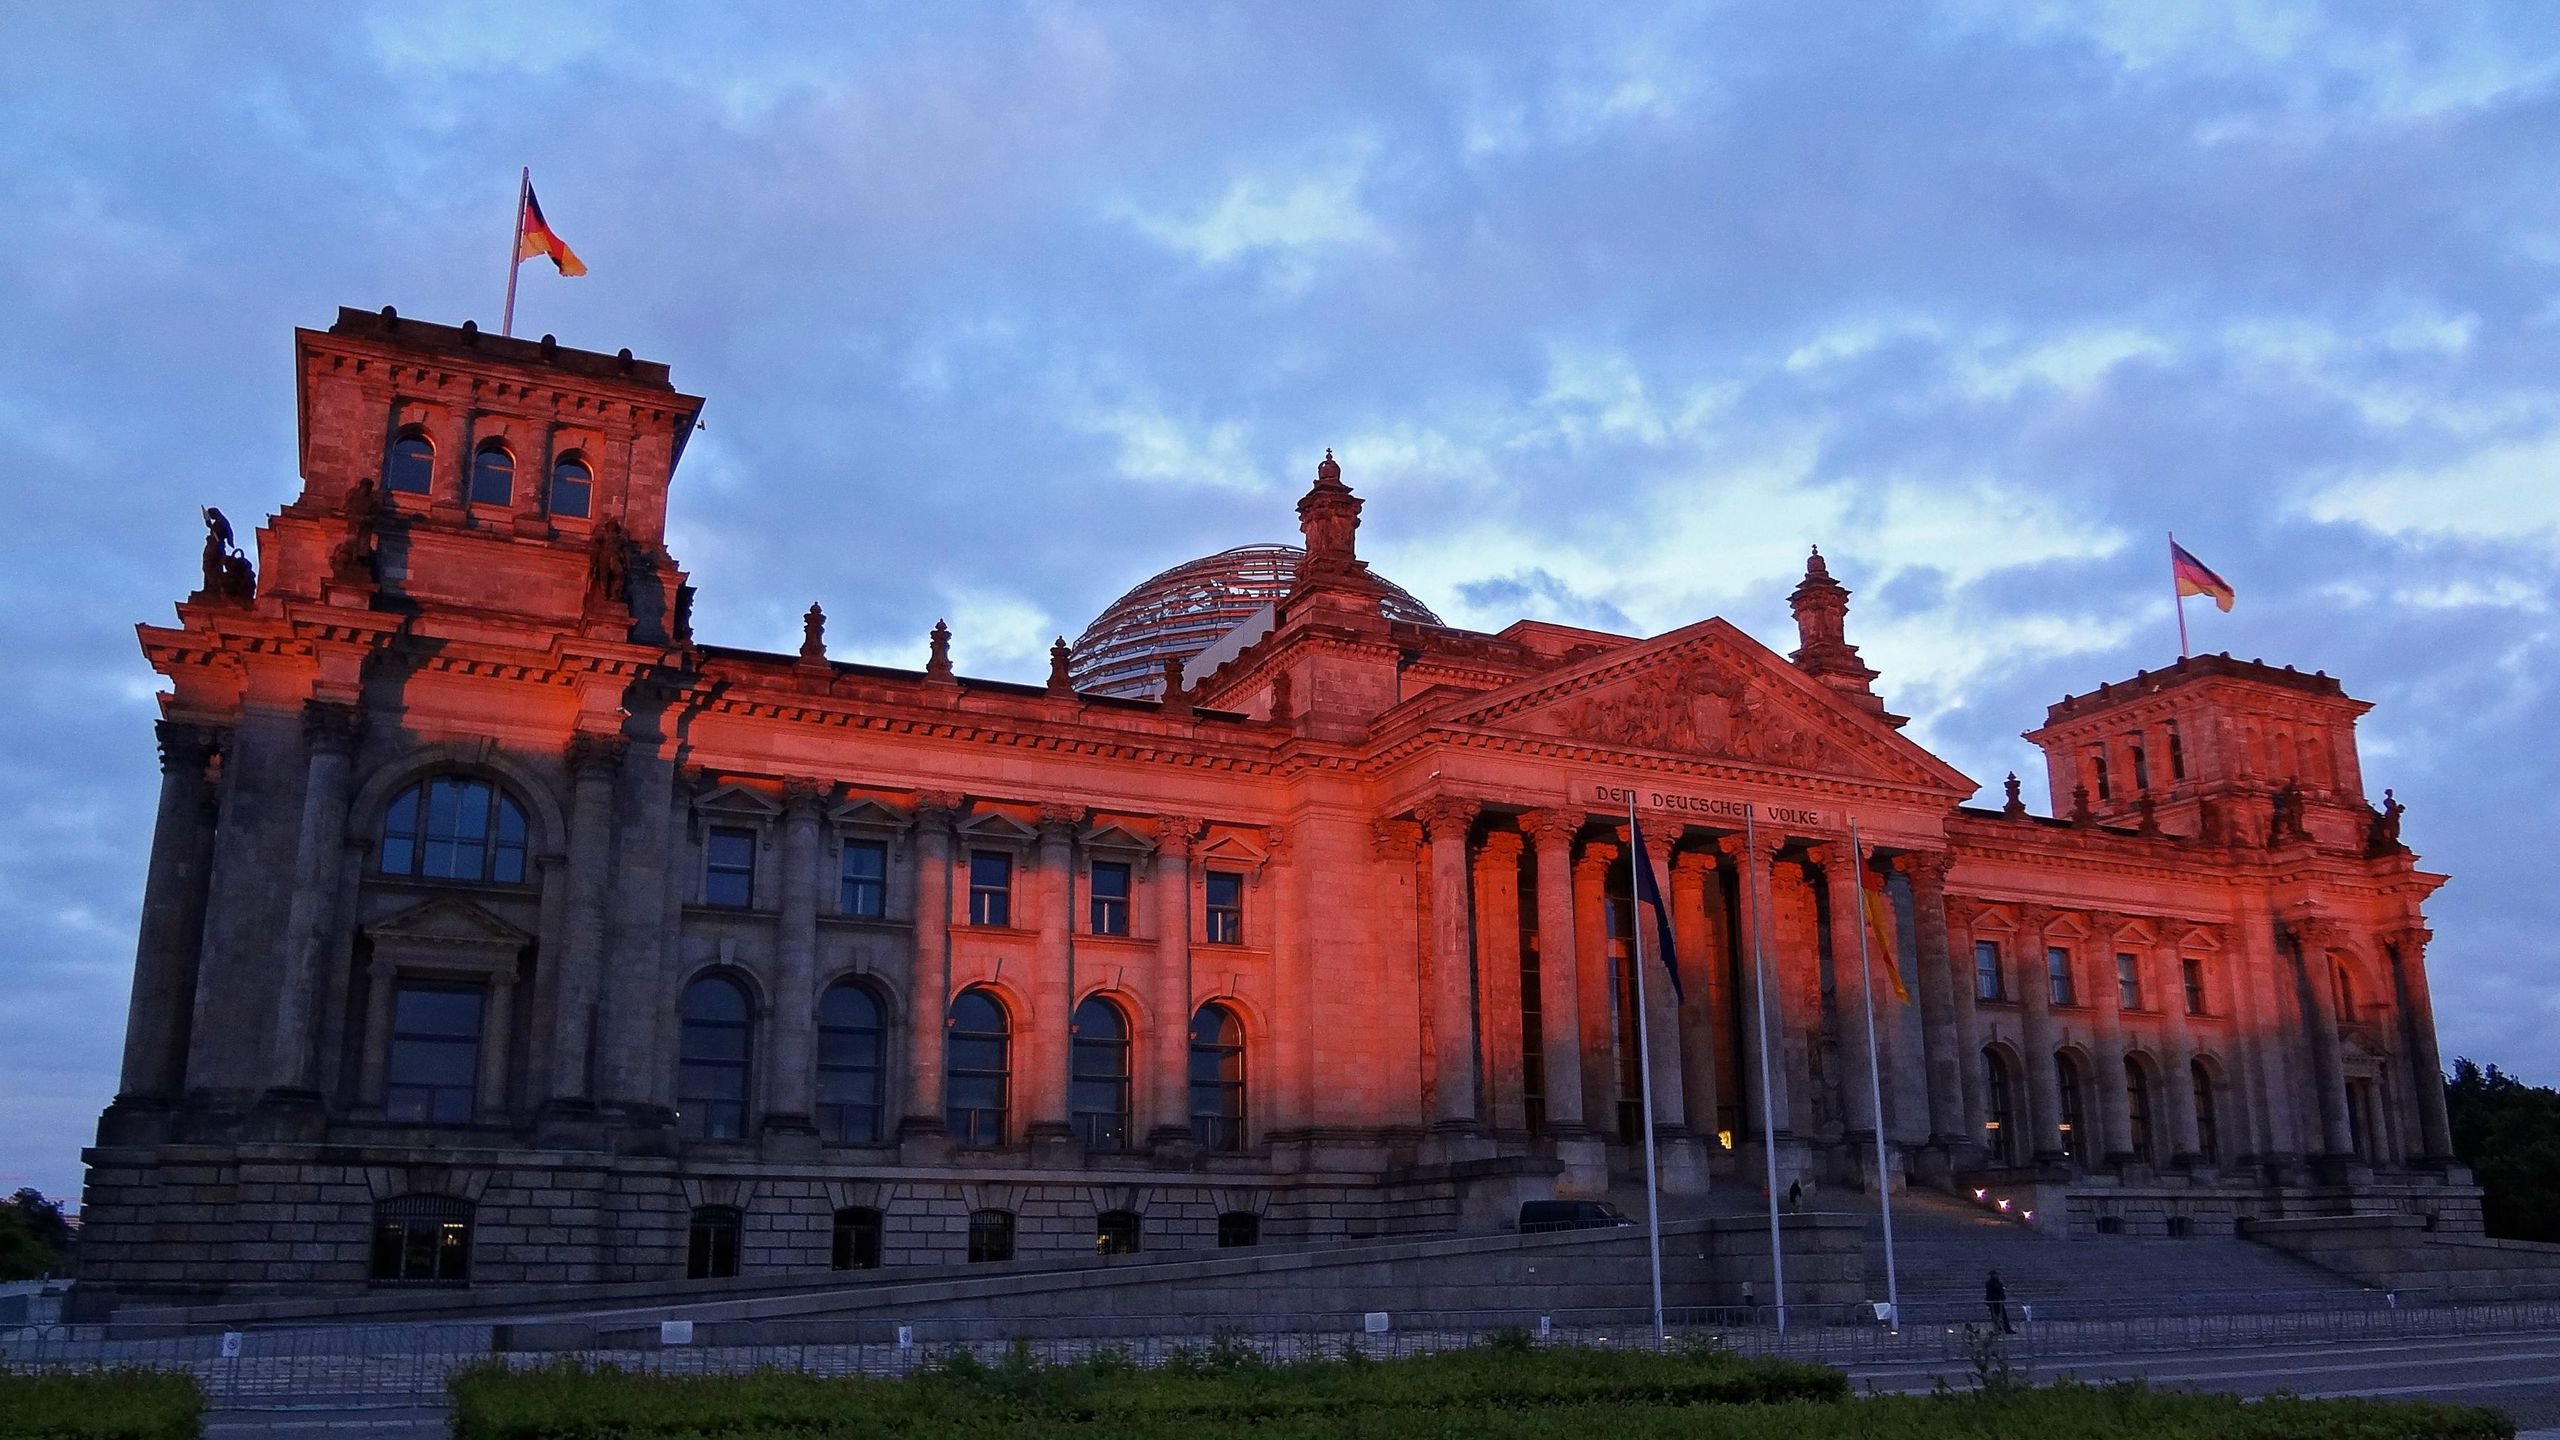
9,1294,2560,1407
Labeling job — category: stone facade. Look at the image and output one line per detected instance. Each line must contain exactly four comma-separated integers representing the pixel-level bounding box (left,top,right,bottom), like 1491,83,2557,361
77,307,2476,1312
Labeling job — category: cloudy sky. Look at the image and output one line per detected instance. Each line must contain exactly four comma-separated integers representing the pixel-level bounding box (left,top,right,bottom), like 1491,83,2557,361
3,3,2555,1204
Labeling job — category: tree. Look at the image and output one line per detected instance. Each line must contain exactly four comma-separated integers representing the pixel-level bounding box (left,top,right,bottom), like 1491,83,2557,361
2445,1059,2560,1244
0,1188,72,1280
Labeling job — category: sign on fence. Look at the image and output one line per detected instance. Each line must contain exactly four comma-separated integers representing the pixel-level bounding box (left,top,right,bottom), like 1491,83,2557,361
1363,1312,1390,1334
660,1320,694,1346
218,1333,242,1359
897,1325,914,1349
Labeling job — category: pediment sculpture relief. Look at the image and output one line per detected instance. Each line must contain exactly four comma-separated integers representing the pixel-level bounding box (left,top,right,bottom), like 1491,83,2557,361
1545,655,1845,771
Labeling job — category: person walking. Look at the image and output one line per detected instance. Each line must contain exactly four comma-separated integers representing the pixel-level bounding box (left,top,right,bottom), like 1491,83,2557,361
1984,1269,2012,1333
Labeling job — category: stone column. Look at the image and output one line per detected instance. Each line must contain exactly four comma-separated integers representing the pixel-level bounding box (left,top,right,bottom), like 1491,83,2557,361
1767,858,1817,1136
1522,811,1587,1134
2291,919,2356,1160
116,721,226,1101
1574,837,1620,1137
1472,830,1528,1135
2016,907,2067,1165
1897,854,1969,1150
1371,819,1426,1126
266,700,363,1102
1944,900,1991,1149
1670,851,1720,1146
1813,843,1883,1145
899,793,961,1139
548,735,623,1105
1416,797,1482,1133
358,955,398,1108
1718,834,1792,1147
478,969,518,1118
600,739,676,1110
1630,828,1688,1135
2391,925,2454,1161
1147,815,1200,1150
2157,934,2203,1166
764,779,825,1138
2086,913,2133,1166
2231,901,2300,1167
1029,806,1080,1145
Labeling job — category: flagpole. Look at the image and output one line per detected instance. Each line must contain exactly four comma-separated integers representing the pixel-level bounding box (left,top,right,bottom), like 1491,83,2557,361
501,167,528,338
2169,531,2190,660
1628,796,1667,1345
1746,808,1787,1335
1850,819,1900,1330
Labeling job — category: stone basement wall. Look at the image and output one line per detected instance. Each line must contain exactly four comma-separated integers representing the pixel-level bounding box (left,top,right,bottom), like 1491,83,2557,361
2244,1214,2560,1299
2061,1177,2484,1239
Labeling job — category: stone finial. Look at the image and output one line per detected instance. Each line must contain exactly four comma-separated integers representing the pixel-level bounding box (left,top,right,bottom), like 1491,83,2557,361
1786,544,1881,713
926,619,954,681
801,603,827,663
1160,656,1187,706
1047,636,1074,697
1296,448,1364,576
1266,666,1293,725
2002,772,2026,817
2070,783,2094,825
2136,792,2161,837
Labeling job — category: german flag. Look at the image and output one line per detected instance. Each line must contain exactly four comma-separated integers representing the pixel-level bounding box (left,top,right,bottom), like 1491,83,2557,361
2171,539,2234,613
1862,866,1910,1003
517,183,586,277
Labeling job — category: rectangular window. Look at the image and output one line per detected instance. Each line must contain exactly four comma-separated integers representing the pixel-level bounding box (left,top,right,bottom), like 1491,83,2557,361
1090,860,1131,936
2183,957,2208,1016
2167,726,2186,780
2117,952,2143,1010
968,851,1012,927
385,984,482,1124
1204,870,1243,945
839,839,887,918
2091,751,2112,801
2131,742,2151,792
705,827,756,908
2047,947,2076,1007
1974,941,2004,1001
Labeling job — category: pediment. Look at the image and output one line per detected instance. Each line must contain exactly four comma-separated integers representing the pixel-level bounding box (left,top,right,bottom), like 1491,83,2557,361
1081,821,1154,853
695,781,781,817
1199,831,1270,869
1437,619,1972,793
366,895,532,951
958,809,1039,843
830,797,910,831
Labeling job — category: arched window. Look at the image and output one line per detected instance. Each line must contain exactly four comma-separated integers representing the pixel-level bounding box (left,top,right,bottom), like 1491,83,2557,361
1096,1209,1141,1256
549,451,592,519
945,989,1009,1147
1983,1049,2018,1166
831,1206,882,1271
2192,1060,2220,1164
687,1204,740,1279
678,976,751,1140
2333,962,2356,1018
370,1195,470,1283
2124,1057,2154,1163
384,429,435,495
381,776,530,884
2056,1054,2087,1163
966,1207,1014,1263
1189,1003,1246,1153
469,441,514,506
1069,996,1131,1151
816,983,886,1144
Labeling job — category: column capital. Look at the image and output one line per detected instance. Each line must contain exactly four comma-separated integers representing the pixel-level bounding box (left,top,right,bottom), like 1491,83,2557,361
563,732,628,778
155,719,227,773
1261,822,1290,864
1414,796,1480,841
1154,814,1202,858
1892,850,1954,887
914,790,965,830
783,778,830,818
1036,803,1085,844
301,699,363,752
1716,832,1783,864
1576,836,1621,870
2014,905,2059,938
1623,823,1676,863
1519,808,1583,849
1474,829,1525,867
2390,924,2433,954
1671,848,1719,877
2288,916,2346,951
1370,817,1421,860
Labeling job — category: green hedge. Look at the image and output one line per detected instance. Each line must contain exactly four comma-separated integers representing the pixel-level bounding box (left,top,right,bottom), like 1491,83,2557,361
447,1348,2510,1440
0,1370,204,1440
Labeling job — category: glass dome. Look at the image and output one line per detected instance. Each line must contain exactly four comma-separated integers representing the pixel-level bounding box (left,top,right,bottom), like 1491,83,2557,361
1067,543,1442,699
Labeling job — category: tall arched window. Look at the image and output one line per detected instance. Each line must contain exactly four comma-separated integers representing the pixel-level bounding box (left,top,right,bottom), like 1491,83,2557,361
381,776,529,884
2333,962,2356,1018
549,451,592,518
678,976,752,1140
469,441,514,506
2124,1057,2154,1163
2056,1054,2087,1164
1189,1003,1246,1153
815,982,886,1144
1983,1049,2018,1165
384,429,434,494
1069,996,1131,1151
2192,1060,2220,1164
945,989,1009,1147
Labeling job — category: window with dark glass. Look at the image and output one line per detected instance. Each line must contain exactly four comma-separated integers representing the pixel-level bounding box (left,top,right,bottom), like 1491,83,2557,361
2192,1061,2220,1163
816,982,885,1144
839,839,887,918
1189,1004,1246,1153
2057,1056,2085,1161
1974,941,2005,1001
385,984,483,1123
1984,1050,2017,1165
1089,860,1131,935
2131,742,2151,792
677,976,751,1140
370,1195,471,1283
1204,870,1243,945
2116,953,2143,1011
1069,995,1131,1151
2092,751,2112,800
2182,957,2208,1015
1217,1211,1260,1248
1095,1209,1141,1256
968,851,1012,927
2047,948,2076,1006
705,827,756,908
966,1207,1014,1263
945,988,1009,1147
831,1206,882,1271
686,1205,741,1279
2125,1057,2154,1161
381,777,529,884
384,429,434,495
548,451,592,518
468,441,514,506
2168,727,2186,780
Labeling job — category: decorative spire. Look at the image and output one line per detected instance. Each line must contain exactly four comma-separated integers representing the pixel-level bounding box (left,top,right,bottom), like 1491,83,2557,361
1296,448,1364,575
800,602,826,663
926,619,954,681
1787,544,1885,717
2002,772,2026,817
1047,636,1074,697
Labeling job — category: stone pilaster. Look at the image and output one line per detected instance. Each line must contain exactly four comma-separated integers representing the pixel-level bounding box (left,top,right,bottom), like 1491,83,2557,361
1371,818,1426,1126
1416,797,1482,1133
547,734,623,1106
2085,912,2134,1167
2291,917,2357,1161
1897,854,1970,1153
265,700,363,1105
600,738,677,1115
2391,925,2454,1162
1574,837,1620,1137
115,722,225,1104
1521,811,1588,1134
2015,907,2067,1165
1146,815,1200,1153
1670,850,1720,1147
1471,830,1527,1135
1028,805,1081,1148
898,792,961,1144
763,779,825,1142
2156,930,2204,1168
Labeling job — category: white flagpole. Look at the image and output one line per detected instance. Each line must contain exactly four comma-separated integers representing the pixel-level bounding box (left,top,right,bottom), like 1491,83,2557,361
1851,819,1900,1329
501,167,529,338
1629,795,1666,1345
2170,531,2191,660
1747,807,1787,1335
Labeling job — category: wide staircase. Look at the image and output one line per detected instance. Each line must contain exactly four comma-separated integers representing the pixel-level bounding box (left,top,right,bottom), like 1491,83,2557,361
1857,1189,2373,1324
